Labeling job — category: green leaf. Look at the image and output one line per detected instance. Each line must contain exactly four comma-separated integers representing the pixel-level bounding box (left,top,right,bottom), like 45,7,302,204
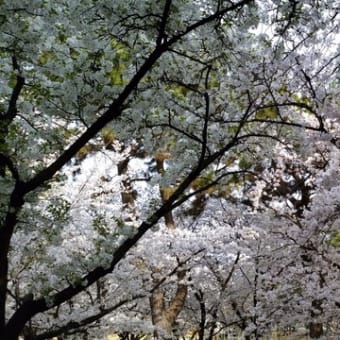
109,65,124,85
255,107,279,119
239,156,252,169
329,232,340,248
37,51,56,66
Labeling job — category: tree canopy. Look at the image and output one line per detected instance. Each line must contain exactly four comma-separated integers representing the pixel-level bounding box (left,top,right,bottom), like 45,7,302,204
0,0,339,339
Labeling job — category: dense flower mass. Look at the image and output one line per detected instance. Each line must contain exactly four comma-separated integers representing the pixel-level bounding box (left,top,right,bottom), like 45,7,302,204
0,0,339,339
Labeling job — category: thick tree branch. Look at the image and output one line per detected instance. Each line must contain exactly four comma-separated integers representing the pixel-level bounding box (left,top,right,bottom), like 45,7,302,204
34,295,144,340
167,0,253,45
22,43,169,195
156,0,172,46
2,57,24,120
0,154,20,180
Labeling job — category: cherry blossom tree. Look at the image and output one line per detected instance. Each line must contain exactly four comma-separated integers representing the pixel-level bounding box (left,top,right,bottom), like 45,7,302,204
0,0,339,339
251,143,340,338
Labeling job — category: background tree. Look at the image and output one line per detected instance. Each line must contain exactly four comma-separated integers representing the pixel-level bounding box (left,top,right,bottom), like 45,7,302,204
0,0,339,339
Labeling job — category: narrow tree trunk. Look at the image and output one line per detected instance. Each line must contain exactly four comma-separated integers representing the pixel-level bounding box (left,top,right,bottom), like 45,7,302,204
148,154,189,337
309,299,323,338
118,155,136,212
149,153,187,338
150,274,188,338
155,154,175,230
309,322,323,338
